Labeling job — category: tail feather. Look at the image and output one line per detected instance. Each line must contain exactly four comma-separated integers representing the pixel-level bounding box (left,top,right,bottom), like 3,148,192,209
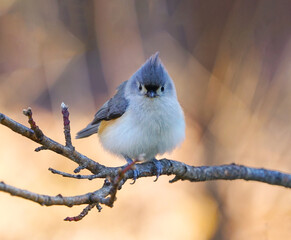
76,123,99,139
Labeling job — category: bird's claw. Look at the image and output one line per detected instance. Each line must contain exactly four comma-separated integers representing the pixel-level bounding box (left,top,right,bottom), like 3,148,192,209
152,159,162,182
123,157,162,183
130,168,140,184
124,156,140,184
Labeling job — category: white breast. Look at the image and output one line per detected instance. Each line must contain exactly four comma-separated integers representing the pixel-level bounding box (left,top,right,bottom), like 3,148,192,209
98,96,185,161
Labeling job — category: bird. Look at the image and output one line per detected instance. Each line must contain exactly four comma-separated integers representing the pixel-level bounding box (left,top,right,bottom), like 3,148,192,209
76,52,185,181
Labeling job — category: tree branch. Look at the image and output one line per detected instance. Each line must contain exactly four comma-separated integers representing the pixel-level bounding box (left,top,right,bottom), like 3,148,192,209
0,180,112,207
1,106,291,221
0,111,104,174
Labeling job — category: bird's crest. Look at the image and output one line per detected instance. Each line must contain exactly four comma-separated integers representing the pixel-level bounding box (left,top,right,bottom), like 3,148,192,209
138,52,166,86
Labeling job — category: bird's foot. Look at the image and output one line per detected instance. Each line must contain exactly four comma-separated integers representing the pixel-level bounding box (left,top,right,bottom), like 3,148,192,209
124,157,140,184
152,158,162,182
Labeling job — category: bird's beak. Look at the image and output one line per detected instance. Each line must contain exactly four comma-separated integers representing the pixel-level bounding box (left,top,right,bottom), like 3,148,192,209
146,90,158,98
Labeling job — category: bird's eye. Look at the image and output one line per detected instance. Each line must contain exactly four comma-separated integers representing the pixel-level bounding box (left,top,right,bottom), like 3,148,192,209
139,84,142,91
161,86,165,92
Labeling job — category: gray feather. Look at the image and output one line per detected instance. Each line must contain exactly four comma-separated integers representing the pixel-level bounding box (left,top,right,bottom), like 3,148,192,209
76,81,129,139
75,122,100,139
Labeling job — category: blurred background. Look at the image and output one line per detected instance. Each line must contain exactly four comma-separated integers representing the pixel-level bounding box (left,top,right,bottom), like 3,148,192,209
1,0,291,239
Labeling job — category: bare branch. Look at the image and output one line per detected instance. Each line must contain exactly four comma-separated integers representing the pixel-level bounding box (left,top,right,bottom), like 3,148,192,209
64,203,99,221
0,111,105,174
163,161,291,188
0,180,112,207
1,110,291,188
1,106,291,221
48,167,103,180
35,146,48,152
23,107,44,140
61,102,74,149
74,165,88,173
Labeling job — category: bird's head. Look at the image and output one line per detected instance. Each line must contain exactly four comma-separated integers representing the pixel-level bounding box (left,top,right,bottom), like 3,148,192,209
127,52,177,100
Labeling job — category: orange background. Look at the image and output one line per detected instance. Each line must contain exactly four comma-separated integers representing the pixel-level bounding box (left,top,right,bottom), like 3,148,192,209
1,1,291,239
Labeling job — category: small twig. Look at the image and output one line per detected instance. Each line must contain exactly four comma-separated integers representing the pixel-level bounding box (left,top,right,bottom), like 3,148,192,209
49,167,102,180
61,103,74,149
64,203,97,221
74,165,87,173
35,146,48,152
23,107,44,140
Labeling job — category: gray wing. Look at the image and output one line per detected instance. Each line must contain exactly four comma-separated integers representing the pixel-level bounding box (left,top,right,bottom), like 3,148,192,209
76,81,129,139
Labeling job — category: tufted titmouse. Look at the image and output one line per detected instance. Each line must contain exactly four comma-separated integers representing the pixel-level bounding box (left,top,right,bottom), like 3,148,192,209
76,52,185,179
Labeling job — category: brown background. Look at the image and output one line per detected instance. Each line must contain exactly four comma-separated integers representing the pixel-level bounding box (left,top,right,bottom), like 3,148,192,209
1,1,291,239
